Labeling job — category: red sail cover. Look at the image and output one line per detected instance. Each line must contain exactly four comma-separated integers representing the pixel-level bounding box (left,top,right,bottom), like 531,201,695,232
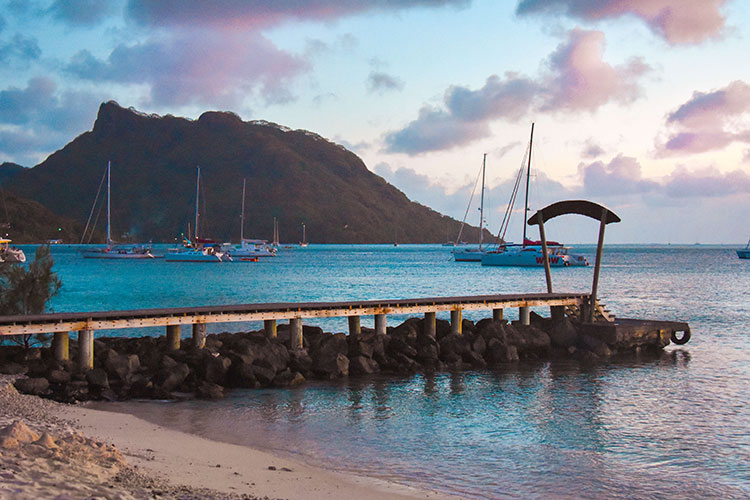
524,237,562,246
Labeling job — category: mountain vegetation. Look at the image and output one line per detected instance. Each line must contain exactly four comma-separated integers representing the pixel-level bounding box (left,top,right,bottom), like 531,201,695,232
2,102,489,244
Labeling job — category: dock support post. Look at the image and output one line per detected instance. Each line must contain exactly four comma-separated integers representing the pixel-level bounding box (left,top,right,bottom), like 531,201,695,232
450,309,462,335
77,329,94,372
53,332,69,362
192,323,207,350
537,212,554,293
166,325,180,351
264,319,277,339
589,208,608,322
493,308,503,321
289,318,303,350
519,307,530,326
348,316,361,338
424,311,436,338
374,314,387,335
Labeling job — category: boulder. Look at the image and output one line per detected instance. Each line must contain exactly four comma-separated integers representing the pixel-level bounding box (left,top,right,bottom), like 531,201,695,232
104,350,140,383
486,340,518,363
349,355,379,375
251,364,277,385
0,362,28,375
314,352,349,379
204,355,232,384
386,337,417,359
154,362,190,393
86,368,110,390
196,381,224,399
289,349,313,374
47,369,71,384
14,377,49,395
547,317,579,348
580,334,612,357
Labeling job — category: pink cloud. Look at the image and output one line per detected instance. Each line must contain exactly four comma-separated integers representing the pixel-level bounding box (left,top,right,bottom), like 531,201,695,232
579,155,658,196
516,0,728,45
384,28,649,154
660,80,750,155
542,28,649,112
126,0,470,29
67,31,308,107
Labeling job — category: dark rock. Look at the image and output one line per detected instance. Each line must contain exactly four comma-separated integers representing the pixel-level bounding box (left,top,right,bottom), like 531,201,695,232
47,369,71,384
547,317,579,348
86,368,110,389
515,325,551,353
386,337,417,358
435,319,451,339
314,352,349,379
486,339,518,363
289,349,313,374
580,334,612,357
349,355,379,375
477,319,509,343
196,381,224,399
154,362,190,393
14,377,49,395
470,333,487,355
205,355,232,384
272,369,306,387
105,350,141,383
252,364,277,385
0,362,28,375
254,343,290,374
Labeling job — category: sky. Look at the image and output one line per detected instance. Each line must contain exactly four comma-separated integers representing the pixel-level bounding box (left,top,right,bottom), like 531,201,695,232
1,0,749,244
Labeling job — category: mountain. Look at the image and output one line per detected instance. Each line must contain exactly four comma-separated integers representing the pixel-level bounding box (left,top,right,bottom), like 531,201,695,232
0,189,82,243
3,101,489,244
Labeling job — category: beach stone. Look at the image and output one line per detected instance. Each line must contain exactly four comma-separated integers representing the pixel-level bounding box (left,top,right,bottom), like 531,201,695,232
477,319,509,344
516,325,551,353
251,364,277,385
462,350,487,368
486,340,518,363
470,333,487,355
580,335,612,357
272,369,306,387
386,337,417,359
255,343,290,374
289,349,313,374
14,377,50,395
196,381,224,399
105,350,141,383
349,355,379,375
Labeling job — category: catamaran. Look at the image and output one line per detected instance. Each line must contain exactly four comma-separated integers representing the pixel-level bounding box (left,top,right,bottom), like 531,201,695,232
222,179,276,261
453,153,488,262
166,167,228,262
481,124,588,267
81,162,155,259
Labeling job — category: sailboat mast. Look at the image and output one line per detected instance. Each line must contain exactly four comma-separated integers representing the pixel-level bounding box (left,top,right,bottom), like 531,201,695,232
479,153,486,250
194,166,200,241
106,161,111,246
240,178,246,241
523,123,535,246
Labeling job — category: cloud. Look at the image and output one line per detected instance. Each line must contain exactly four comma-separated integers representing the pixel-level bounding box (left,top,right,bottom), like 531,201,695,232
125,0,470,28
579,155,659,196
663,166,750,197
541,29,649,112
582,140,605,158
366,71,404,94
0,78,105,163
66,31,309,107
516,0,729,45
660,80,750,155
384,28,648,154
0,34,41,65
47,0,119,26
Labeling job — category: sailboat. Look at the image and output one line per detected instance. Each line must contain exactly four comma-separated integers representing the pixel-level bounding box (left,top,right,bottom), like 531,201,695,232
737,238,750,259
453,153,487,262
81,162,154,259
299,223,308,247
272,217,280,250
481,124,588,267
222,179,276,261
166,167,227,262
0,238,25,263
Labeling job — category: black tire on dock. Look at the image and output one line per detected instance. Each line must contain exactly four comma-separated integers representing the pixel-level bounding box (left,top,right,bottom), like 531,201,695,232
671,329,691,345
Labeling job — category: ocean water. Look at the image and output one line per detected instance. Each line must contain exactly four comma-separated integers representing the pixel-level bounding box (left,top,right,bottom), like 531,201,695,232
21,244,750,498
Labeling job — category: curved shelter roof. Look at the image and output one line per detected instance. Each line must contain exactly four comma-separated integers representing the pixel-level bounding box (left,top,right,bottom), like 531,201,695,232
527,200,620,226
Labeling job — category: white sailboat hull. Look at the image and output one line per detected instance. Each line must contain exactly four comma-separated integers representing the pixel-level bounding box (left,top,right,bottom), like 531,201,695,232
481,247,588,267
165,249,224,262
452,247,483,262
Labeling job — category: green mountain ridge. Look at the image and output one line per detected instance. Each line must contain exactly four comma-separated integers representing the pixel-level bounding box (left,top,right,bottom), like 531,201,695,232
2,101,488,244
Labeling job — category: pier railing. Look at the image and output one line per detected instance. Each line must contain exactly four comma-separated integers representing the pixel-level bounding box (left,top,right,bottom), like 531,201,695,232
0,292,591,371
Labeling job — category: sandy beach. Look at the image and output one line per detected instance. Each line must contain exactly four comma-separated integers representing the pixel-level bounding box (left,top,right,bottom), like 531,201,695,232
1,374,460,499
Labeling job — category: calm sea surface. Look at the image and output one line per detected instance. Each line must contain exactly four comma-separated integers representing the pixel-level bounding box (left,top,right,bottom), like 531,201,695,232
21,243,750,499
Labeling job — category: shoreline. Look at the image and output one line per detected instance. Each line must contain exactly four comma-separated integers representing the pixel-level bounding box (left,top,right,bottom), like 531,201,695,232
1,374,460,500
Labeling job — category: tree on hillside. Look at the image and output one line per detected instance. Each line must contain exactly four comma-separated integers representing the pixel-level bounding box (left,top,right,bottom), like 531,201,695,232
0,245,62,348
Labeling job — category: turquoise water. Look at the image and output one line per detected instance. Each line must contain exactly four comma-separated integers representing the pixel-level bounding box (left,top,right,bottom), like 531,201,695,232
23,244,750,498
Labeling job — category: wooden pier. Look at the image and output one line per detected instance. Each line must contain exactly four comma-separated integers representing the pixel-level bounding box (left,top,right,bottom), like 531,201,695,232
0,292,690,373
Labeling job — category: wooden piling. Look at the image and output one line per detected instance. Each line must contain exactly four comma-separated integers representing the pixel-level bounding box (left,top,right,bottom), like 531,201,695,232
519,306,530,325
289,318,303,350
451,309,462,335
424,311,436,338
77,329,93,372
192,323,207,350
53,332,69,362
493,308,504,321
348,315,361,337
374,314,387,335
166,324,180,351
264,319,277,339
